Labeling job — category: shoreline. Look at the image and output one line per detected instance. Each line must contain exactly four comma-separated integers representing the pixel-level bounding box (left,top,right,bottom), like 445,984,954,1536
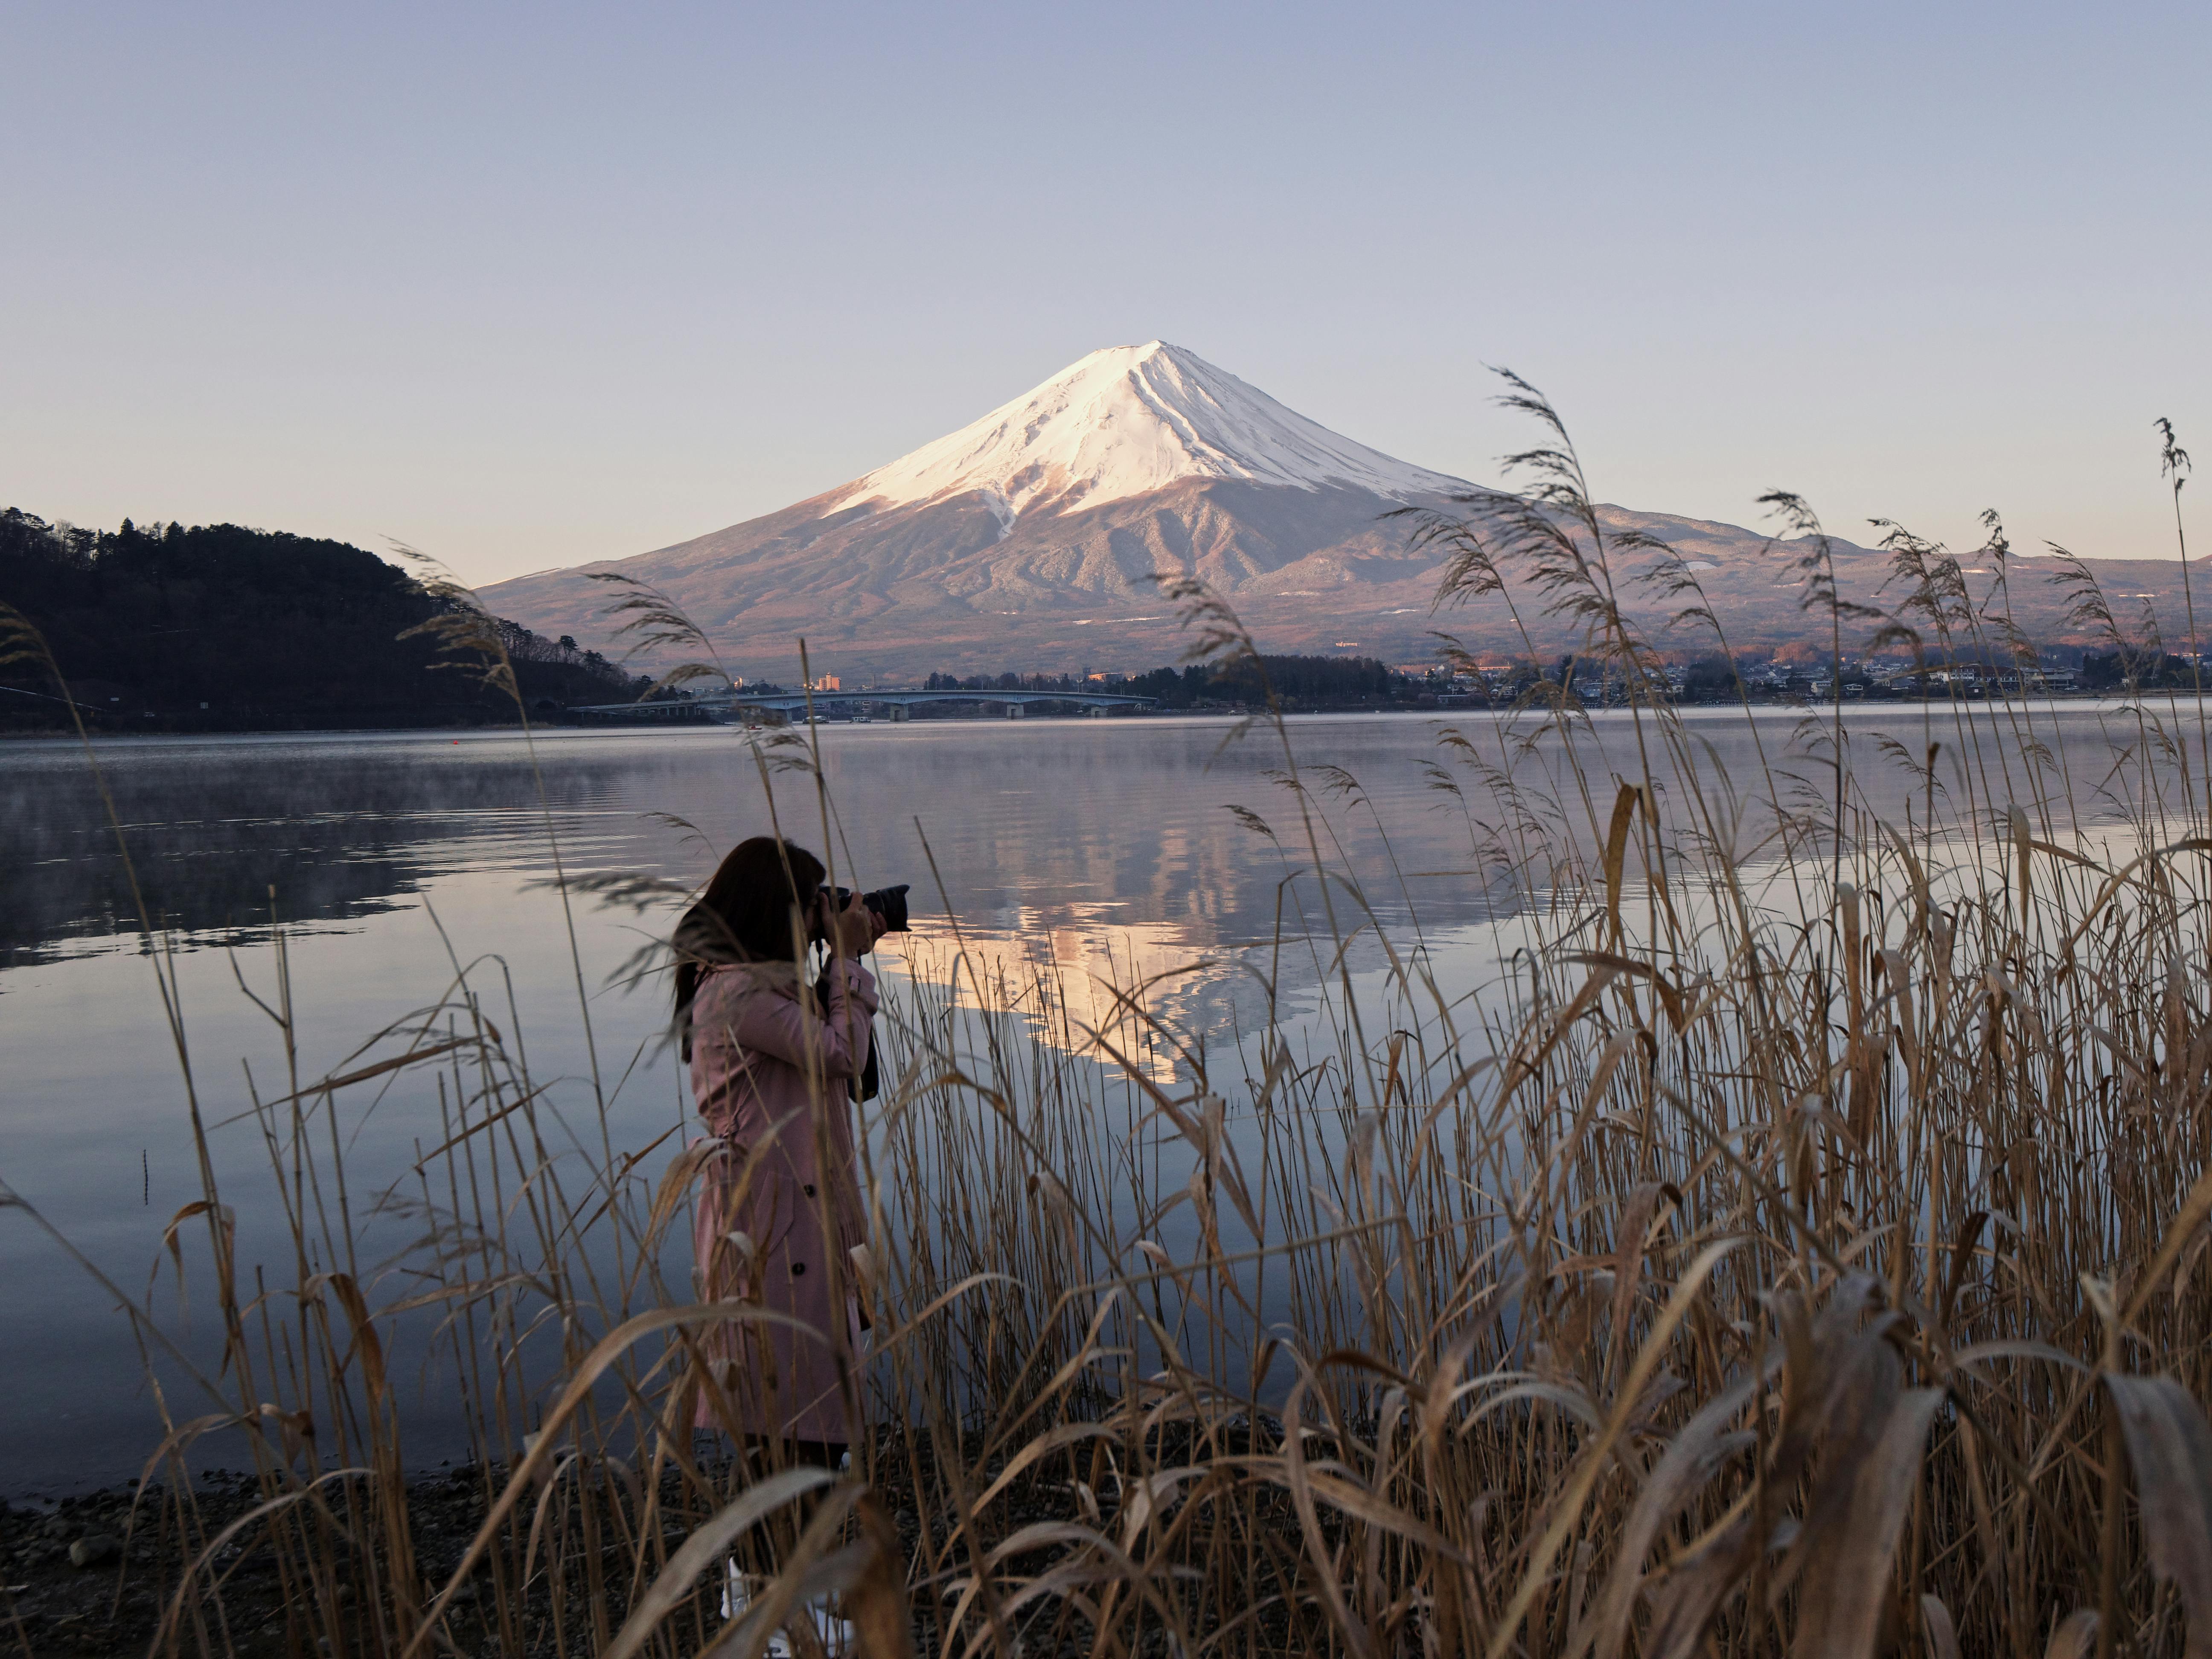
3,687,2205,747
2,1468,498,1657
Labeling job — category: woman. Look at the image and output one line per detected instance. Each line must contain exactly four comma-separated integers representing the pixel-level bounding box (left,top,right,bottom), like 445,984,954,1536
675,835,887,1458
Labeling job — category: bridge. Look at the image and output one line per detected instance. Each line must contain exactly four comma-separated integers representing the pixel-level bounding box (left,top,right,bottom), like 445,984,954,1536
560,688,1158,724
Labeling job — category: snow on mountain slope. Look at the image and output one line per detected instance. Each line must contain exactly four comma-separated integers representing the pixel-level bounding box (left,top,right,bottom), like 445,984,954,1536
833,342,1471,531
478,341,1922,680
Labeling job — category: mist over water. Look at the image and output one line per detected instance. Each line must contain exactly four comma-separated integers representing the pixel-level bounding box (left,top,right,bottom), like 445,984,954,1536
0,702,2175,1491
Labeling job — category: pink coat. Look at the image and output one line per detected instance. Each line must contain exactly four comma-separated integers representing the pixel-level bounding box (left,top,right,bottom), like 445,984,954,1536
688,958,876,1445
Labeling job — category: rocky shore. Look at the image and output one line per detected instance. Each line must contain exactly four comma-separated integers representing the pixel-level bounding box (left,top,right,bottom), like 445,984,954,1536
2,1468,509,1656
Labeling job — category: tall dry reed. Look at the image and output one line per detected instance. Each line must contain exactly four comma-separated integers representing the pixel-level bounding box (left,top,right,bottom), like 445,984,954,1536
7,388,2212,1659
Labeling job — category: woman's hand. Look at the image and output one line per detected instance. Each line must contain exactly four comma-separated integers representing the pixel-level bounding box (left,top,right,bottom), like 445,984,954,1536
824,891,878,957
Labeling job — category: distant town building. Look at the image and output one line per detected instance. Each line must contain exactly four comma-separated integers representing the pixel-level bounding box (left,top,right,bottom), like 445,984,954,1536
810,674,840,692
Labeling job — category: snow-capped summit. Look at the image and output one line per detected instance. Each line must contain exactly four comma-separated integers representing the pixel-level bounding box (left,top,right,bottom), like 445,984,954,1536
834,342,1470,532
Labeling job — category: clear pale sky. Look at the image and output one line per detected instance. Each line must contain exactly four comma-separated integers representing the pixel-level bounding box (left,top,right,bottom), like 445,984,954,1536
5,2,2206,588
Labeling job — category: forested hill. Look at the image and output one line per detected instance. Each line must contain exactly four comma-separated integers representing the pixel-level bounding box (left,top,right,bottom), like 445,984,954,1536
0,509,649,731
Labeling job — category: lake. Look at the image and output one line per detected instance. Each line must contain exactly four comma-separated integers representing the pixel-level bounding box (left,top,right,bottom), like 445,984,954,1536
0,701,2180,1492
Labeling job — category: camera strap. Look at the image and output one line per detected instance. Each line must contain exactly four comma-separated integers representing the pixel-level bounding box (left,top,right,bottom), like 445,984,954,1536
810,968,880,1103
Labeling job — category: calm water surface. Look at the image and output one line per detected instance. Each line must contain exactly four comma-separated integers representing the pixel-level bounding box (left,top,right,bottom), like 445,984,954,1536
0,705,2169,1491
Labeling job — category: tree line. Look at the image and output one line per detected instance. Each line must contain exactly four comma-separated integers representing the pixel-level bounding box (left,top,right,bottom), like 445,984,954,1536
921,655,1411,709
0,509,647,731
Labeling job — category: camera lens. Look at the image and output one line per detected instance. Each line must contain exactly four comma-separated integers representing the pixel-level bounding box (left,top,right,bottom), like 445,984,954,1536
863,884,911,932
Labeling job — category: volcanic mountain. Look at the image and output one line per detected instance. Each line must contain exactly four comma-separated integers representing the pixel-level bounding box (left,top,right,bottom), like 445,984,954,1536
480,343,2172,680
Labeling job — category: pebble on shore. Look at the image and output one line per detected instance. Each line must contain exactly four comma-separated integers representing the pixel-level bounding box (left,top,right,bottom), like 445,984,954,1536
69,1534,121,1569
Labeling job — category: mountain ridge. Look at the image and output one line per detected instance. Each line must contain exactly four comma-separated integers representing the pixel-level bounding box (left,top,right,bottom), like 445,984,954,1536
481,346,2196,680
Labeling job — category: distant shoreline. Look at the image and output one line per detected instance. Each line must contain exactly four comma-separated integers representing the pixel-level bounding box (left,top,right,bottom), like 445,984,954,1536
7,690,2205,745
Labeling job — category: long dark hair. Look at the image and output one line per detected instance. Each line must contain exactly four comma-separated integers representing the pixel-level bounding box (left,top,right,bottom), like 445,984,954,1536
673,835,826,1056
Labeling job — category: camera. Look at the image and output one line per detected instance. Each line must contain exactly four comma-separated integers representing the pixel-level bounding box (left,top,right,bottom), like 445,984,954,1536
817,883,911,936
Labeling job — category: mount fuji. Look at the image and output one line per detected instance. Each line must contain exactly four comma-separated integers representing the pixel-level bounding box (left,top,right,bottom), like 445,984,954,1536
481,343,1913,679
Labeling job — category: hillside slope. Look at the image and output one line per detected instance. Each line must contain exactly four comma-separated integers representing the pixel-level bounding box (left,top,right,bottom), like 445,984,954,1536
1,509,646,730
